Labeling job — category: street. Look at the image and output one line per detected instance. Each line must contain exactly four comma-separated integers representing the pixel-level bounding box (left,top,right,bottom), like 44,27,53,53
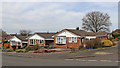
2,45,119,66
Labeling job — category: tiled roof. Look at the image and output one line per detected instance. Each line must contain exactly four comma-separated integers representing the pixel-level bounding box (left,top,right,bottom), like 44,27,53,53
112,29,120,34
55,29,108,36
35,33,55,39
16,35,29,41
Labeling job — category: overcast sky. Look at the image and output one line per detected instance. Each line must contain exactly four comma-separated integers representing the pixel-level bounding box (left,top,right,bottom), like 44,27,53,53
2,2,118,34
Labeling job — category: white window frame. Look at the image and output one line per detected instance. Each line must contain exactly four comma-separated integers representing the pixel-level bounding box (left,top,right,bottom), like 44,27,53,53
29,39,36,45
56,37,66,44
38,40,43,44
69,37,77,43
10,41,15,45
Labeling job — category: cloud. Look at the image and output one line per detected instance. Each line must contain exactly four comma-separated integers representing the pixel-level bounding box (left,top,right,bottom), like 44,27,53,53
2,2,84,33
2,0,120,2
2,2,118,33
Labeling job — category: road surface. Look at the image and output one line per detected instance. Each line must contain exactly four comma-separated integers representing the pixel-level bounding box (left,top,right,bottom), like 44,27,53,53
2,45,119,66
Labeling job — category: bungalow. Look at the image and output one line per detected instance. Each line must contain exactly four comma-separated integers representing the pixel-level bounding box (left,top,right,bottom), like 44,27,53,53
27,33,55,47
0,34,12,49
8,35,28,49
52,29,108,49
85,31,108,40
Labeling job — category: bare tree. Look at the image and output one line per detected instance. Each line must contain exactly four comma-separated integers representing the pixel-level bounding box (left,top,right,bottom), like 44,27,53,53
82,11,111,33
19,30,32,36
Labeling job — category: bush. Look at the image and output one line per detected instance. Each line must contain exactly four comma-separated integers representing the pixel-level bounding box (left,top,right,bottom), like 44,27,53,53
48,46,56,49
101,40,113,47
44,45,49,48
109,37,114,40
111,40,117,46
83,38,102,49
21,45,27,49
16,49,28,53
2,49,14,52
33,49,51,53
25,45,40,51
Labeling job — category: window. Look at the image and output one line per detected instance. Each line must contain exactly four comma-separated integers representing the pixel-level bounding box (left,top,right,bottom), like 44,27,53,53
69,37,77,43
38,40,43,44
17,42,21,45
11,41,15,45
56,37,66,44
29,39,36,45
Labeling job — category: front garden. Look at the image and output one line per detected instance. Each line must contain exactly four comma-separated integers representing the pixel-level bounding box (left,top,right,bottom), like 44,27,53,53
2,37,118,54
2,45,57,53
70,38,116,53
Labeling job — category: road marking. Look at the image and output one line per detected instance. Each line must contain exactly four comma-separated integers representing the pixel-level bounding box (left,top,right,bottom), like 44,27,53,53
88,60,97,62
64,59,74,60
64,59,118,63
100,60,112,62
115,61,120,62
75,59,87,61
81,60,87,61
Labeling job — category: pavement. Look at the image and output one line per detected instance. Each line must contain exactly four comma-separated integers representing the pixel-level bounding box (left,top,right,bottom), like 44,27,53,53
2,45,119,66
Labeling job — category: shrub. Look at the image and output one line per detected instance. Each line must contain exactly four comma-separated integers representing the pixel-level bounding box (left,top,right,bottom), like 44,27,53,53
2,49,14,52
44,45,49,48
16,49,28,53
33,49,51,53
48,46,56,49
21,45,27,49
25,45,40,51
101,40,113,47
83,38,102,49
51,50,56,52
109,37,114,40
111,40,117,46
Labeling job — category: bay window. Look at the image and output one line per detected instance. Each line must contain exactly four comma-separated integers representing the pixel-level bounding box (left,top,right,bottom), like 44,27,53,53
10,41,15,45
29,39,36,45
17,42,21,46
38,40,43,44
69,37,77,43
56,37,66,44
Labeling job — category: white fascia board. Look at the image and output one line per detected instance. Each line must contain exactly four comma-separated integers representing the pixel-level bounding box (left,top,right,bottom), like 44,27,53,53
85,36,96,39
55,30,80,37
9,36,21,42
45,39,54,40
22,41,28,43
29,34,45,40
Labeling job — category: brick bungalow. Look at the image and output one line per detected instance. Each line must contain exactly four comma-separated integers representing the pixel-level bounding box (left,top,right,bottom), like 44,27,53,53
8,35,28,49
0,34,12,49
52,29,108,49
27,33,55,47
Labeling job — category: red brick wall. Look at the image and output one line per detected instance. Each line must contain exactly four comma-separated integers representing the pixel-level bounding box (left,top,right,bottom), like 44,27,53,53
9,41,18,49
68,37,82,49
3,43,10,48
54,37,83,49
0,44,2,49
